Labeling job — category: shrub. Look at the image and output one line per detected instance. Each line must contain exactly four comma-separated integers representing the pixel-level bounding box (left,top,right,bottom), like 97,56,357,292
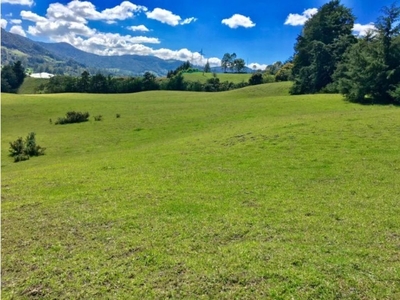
9,132,45,163
116,113,121,118
55,111,89,125
94,115,103,121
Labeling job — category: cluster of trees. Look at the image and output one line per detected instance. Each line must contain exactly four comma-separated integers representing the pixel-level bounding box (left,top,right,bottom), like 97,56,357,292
221,53,246,73
291,0,400,104
40,61,276,94
1,61,25,92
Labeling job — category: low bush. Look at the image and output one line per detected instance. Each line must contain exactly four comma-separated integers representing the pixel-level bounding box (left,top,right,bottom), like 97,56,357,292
9,132,45,163
94,115,103,121
55,111,89,125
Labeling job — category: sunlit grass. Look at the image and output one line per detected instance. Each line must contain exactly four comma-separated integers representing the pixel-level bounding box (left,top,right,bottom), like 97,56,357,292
2,82,400,299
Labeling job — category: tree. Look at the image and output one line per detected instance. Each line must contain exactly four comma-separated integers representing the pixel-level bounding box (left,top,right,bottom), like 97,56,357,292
249,72,263,85
221,53,231,73
275,63,294,81
78,71,90,92
204,60,211,73
335,3,400,103
290,0,356,94
1,61,25,93
233,58,246,73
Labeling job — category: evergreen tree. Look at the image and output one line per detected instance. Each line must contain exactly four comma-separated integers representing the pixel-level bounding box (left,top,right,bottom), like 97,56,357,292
290,0,356,94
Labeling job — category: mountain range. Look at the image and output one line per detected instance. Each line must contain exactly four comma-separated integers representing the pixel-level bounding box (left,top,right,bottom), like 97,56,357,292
1,29,187,77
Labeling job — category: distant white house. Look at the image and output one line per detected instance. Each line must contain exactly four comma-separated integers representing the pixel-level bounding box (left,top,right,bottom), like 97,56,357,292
30,72,55,79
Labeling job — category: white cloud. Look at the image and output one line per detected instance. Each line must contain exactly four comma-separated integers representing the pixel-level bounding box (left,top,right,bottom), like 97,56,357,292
248,63,268,70
21,10,49,23
146,8,196,26
222,14,255,29
10,25,26,37
128,25,150,32
11,19,22,24
284,8,318,26
1,0,34,7
1,19,8,29
16,1,214,66
146,8,180,26
180,17,197,25
353,23,376,36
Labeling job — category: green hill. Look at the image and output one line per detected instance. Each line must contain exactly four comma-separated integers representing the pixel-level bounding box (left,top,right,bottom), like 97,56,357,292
2,83,399,298
17,77,48,94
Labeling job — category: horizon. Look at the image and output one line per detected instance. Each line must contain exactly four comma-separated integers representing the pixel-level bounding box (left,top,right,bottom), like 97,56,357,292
0,0,395,69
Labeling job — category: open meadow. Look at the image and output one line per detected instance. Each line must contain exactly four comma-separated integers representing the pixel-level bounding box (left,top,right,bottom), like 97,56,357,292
182,72,253,84
2,82,400,299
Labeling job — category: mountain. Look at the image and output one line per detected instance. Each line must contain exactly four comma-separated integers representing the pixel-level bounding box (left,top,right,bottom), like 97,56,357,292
37,41,184,77
1,29,187,77
1,28,87,76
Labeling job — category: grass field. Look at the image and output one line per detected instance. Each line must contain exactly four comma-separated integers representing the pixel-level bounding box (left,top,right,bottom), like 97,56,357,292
183,72,253,84
2,82,400,299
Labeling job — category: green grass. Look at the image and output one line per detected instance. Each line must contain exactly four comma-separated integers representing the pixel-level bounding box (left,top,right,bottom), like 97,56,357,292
18,77,48,94
183,71,252,84
2,82,400,299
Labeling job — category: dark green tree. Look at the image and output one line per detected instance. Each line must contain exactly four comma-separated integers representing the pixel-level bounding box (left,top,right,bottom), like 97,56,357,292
290,0,356,94
204,60,211,73
249,72,263,85
1,61,25,93
335,3,400,103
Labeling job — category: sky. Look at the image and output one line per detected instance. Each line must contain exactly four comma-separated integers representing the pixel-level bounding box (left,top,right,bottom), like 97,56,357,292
0,0,394,69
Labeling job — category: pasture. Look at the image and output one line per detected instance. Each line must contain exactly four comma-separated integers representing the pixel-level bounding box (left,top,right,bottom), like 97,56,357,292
2,82,400,299
182,72,253,84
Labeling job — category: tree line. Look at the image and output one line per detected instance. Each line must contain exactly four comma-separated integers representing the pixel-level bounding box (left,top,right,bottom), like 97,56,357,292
291,0,400,104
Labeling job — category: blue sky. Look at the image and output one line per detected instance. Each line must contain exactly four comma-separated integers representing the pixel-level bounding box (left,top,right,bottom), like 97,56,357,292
0,0,394,69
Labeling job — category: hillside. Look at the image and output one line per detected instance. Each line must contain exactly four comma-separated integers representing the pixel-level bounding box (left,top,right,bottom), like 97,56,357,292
1,28,87,76
2,84,399,298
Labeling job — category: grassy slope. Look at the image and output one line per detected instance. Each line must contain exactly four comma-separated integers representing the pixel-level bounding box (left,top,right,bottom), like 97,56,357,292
18,77,48,94
2,82,400,299
183,72,252,83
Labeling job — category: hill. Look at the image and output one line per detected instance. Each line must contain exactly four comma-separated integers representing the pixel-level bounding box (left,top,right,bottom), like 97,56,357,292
1,28,86,76
2,84,399,298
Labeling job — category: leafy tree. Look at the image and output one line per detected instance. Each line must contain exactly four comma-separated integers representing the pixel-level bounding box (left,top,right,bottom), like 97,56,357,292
221,53,231,73
142,72,159,91
249,72,263,85
290,0,356,94
78,71,90,92
275,63,294,81
1,61,25,92
233,58,246,73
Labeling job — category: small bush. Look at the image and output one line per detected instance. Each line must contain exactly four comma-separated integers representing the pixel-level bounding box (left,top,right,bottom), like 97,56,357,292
116,113,121,118
94,115,103,121
9,132,45,163
55,111,89,125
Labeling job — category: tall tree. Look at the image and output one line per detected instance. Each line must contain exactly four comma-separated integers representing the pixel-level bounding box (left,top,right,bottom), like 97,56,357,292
290,0,356,94
221,53,231,73
233,58,246,73
336,3,400,103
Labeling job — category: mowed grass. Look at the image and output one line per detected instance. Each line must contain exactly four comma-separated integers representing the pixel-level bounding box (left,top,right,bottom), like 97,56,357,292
2,82,400,299
183,72,252,84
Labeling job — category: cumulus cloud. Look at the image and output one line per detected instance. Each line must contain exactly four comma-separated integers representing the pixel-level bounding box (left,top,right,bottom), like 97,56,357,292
284,8,318,26
10,25,26,37
1,19,8,29
16,0,212,65
146,8,196,26
128,25,150,32
222,14,255,29
1,0,34,6
353,23,376,36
